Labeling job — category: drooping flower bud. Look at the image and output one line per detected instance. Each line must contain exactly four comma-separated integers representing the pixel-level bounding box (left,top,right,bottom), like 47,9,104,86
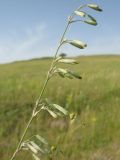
69,40,87,49
87,4,103,12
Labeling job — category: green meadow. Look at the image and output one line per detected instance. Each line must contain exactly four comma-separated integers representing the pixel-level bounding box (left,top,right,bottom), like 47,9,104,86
0,55,120,160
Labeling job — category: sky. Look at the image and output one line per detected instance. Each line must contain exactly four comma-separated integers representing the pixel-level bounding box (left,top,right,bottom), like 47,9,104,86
0,0,119,63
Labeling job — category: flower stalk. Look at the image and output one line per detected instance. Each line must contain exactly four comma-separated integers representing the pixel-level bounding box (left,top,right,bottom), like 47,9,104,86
10,11,72,160
9,2,102,160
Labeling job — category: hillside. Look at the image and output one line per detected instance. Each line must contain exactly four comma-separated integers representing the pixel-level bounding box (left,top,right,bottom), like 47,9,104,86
0,55,120,160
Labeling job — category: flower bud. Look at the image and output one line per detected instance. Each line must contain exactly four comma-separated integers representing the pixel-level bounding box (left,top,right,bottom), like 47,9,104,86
87,4,103,12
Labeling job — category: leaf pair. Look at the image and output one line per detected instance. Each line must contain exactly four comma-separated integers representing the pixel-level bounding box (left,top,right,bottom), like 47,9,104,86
22,135,49,160
42,99,68,118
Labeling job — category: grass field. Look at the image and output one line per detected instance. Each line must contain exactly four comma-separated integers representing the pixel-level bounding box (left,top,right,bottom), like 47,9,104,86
0,55,120,160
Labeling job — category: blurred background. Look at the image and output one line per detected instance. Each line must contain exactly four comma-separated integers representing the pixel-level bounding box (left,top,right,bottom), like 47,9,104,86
0,0,120,63
0,0,120,160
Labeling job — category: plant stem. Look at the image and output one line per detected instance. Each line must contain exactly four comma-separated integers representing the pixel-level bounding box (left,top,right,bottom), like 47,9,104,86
10,19,71,160
10,116,33,160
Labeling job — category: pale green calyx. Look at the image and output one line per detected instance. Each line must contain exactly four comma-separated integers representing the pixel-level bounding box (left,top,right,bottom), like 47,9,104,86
58,58,78,64
68,40,87,49
84,14,97,26
87,4,103,12
74,11,86,17
56,68,82,79
74,10,97,26
84,20,97,26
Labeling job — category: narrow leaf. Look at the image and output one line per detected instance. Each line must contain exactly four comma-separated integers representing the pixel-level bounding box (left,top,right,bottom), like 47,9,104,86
36,135,48,145
32,154,40,160
74,11,86,17
30,141,45,153
52,104,68,115
46,108,57,118
68,40,87,49
54,111,63,117
87,4,102,12
30,141,40,150
26,144,38,154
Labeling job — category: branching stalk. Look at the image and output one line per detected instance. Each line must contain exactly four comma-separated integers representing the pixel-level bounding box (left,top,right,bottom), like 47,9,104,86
9,2,102,159
10,13,71,160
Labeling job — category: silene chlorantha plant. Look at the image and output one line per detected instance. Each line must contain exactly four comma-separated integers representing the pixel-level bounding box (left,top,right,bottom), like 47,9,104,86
10,3,102,160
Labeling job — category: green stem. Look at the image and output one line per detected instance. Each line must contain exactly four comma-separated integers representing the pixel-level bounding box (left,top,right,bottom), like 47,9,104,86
10,19,71,160
10,116,33,160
